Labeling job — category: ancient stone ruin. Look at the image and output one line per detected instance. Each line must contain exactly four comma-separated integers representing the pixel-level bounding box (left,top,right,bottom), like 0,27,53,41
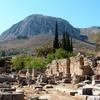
45,55,100,83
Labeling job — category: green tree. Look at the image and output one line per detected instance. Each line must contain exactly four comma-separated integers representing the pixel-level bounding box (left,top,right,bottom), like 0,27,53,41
69,37,73,52
0,50,5,57
53,21,59,49
23,54,34,69
54,48,68,59
61,32,73,52
45,53,55,64
11,55,25,71
32,57,46,70
35,43,54,57
0,58,5,67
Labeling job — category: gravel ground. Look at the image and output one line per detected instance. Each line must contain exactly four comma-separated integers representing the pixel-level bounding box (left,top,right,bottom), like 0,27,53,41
19,84,81,100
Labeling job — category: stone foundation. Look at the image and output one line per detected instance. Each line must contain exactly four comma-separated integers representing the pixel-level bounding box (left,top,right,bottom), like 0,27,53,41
45,55,96,80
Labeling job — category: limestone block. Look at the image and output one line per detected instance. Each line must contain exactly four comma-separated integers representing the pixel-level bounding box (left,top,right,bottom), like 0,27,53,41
87,96,100,100
1,93,12,100
29,96,39,100
12,92,24,100
39,95,50,100
75,94,88,100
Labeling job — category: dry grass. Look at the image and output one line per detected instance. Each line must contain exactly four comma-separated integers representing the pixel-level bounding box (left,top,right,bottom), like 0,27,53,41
0,34,95,53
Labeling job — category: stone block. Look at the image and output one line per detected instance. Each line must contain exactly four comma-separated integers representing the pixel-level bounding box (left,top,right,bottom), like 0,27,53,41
29,96,39,100
39,95,50,100
87,96,100,100
1,93,12,100
12,92,24,100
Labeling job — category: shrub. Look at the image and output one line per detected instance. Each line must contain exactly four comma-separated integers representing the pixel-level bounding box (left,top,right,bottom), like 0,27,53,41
32,57,46,70
11,55,25,71
45,53,55,64
0,58,5,67
54,48,68,59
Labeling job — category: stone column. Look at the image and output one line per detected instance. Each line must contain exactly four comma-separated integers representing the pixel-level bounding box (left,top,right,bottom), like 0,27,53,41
32,68,35,79
80,56,84,69
66,58,70,75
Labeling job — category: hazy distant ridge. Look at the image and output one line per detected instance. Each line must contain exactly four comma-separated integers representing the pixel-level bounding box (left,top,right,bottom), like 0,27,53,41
0,14,83,41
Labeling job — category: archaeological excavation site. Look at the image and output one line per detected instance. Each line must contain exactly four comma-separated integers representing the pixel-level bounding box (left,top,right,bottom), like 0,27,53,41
0,54,99,100
0,1,100,100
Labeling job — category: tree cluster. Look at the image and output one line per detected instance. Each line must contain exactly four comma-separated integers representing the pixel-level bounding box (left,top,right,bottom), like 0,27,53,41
53,21,73,52
11,21,74,71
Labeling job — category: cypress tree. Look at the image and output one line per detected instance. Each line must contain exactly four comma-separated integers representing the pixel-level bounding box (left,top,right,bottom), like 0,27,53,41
53,21,59,49
61,32,66,50
66,32,70,51
61,32,69,51
61,31,73,52
70,37,73,52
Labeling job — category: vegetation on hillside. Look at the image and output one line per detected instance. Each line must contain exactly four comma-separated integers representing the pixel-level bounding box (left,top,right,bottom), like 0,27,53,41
61,32,73,52
95,32,100,51
53,22,59,49
11,22,74,71
0,58,5,67
0,50,5,57
35,43,54,57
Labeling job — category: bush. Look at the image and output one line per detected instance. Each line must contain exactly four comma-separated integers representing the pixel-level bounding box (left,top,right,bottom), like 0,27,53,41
32,57,46,69
85,51,96,56
11,55,25,71
45,53,55,64
11,44,74,71
35,43,54,57
0,50,5,57
23,54,34,69
0,58,5,67
54,48,68,59
16,35,28,39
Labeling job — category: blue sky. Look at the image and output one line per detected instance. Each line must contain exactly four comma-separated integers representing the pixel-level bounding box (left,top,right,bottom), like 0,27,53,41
0,0,100,34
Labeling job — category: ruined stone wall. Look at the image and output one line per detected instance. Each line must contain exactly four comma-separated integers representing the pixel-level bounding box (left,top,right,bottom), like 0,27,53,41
45,55,95,77
70,56,83,76
95,60,100,75
45,59,70,77
57,59,70,76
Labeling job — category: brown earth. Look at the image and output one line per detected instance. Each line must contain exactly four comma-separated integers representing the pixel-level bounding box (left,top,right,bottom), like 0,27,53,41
20,84,81,100
0,34,95,53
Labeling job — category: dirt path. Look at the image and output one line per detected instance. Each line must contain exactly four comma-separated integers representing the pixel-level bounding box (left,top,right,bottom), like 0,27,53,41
46,89,81,100
21,84,81,100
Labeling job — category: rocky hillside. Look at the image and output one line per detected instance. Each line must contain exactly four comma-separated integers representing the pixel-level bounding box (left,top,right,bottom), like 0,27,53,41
0,14,98,55
0,14,84,41
0,34,95,56
79,26,100,41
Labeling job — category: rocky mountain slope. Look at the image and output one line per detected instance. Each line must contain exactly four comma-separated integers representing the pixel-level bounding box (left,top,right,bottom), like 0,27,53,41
80,26,100,35
79,26,100,41
0,34,95,56
0,14,84,41
0,14,98,55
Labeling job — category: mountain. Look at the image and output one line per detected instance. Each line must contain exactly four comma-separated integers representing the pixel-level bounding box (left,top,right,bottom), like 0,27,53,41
0,14,97,55
0,34,95,56
79,26,100,35
0,14,84,41
79,26,100,41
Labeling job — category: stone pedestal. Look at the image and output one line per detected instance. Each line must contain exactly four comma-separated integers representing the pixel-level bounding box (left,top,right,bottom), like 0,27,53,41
29,96,39,100
0,92,24,100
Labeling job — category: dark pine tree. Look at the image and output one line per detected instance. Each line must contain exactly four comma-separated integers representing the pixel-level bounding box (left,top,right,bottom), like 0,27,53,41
61,31,73,52
69,37,73,52
53,21,59,49
61,32,66,50
66,32,71,51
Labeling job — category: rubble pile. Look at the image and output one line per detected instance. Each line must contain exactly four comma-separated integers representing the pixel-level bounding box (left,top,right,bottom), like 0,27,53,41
0,54,99,100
